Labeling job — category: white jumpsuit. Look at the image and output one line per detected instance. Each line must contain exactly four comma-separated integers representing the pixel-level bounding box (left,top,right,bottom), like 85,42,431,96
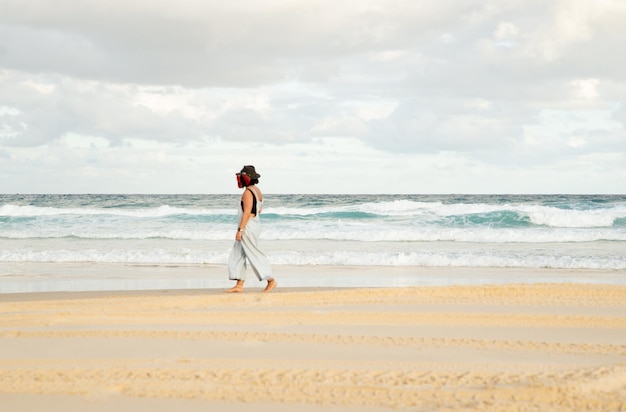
227,192,273,282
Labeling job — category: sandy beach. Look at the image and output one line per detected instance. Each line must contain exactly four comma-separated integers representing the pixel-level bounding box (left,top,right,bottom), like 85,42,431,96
1,282,625,411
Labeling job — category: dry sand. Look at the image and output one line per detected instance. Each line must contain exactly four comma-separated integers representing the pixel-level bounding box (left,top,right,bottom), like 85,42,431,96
1,283,625,411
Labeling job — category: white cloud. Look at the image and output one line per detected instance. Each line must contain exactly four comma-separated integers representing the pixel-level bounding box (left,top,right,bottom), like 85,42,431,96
58,133,110,149
571,78,599,99
0,0,625,193
493,21,520,48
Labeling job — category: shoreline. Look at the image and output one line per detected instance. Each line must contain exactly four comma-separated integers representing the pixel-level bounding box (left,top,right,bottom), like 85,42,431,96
1,282,625,411
2,264,626,295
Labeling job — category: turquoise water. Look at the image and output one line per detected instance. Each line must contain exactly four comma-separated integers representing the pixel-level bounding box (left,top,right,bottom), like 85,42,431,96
1,193,625,265
1,194,625,291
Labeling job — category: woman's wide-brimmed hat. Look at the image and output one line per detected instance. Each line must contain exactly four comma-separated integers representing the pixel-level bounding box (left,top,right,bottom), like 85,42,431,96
240,165,260,179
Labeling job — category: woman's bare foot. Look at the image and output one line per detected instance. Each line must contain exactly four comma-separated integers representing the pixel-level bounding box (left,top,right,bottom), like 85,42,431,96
225,280,244,293
263,278,277,293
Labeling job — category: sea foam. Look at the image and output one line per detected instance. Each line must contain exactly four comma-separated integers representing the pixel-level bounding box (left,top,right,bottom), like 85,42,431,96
1,194,625,271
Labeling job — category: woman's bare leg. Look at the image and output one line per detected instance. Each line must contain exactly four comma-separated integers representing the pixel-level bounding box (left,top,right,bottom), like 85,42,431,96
225,280,245,293
263,278,277,292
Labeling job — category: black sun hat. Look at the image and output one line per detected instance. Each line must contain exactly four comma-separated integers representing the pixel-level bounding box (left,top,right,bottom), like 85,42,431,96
240,165,260,179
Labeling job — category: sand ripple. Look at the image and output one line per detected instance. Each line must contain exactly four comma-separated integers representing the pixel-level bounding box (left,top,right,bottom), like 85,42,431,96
1,284,625,411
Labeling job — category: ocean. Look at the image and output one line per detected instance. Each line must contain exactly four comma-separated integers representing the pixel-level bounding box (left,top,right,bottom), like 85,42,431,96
1,194,625,292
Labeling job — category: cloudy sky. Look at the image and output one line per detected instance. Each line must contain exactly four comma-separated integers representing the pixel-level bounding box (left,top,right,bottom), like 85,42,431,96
1,0,625,194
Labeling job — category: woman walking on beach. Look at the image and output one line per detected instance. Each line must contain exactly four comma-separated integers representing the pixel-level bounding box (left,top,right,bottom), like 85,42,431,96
226,165,277,293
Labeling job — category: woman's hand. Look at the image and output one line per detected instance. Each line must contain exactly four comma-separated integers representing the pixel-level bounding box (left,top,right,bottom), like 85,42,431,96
235,230,243,241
